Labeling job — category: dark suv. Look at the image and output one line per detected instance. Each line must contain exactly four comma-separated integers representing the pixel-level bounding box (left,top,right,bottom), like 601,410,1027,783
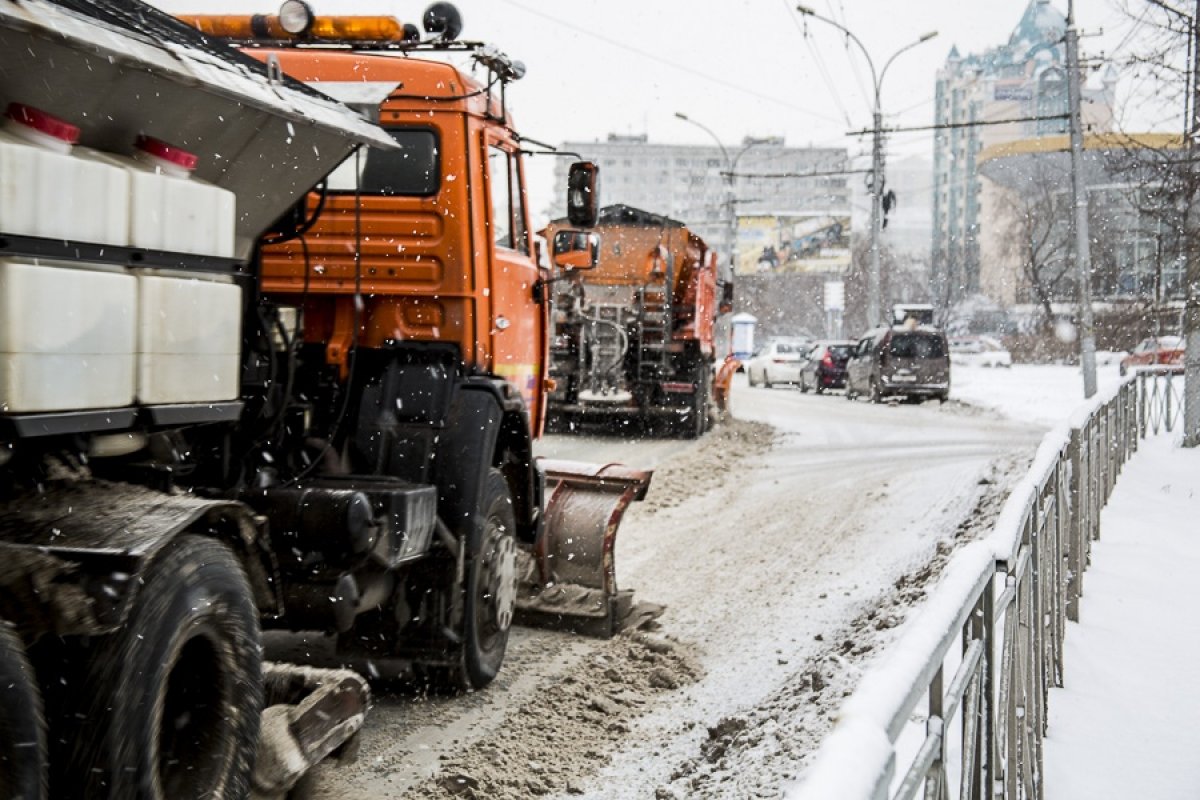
798,340,856,393
846,327,950,403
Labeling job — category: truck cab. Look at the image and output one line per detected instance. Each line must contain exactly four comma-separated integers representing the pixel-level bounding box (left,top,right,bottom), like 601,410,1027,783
257,49,551,435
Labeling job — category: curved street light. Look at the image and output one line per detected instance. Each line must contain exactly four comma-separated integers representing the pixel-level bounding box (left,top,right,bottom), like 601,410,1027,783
674,112,770,295
796,4,936,328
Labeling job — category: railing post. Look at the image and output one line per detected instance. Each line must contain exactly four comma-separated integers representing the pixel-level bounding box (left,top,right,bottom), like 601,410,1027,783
926,666,946,800
1066,426,1083,624
1165,372,1174,433
982,575,996,800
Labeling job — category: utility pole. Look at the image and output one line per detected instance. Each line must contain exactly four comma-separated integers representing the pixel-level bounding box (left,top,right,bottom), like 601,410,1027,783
1066,0,1098,398
1184,0,1200,446
869,107,885,330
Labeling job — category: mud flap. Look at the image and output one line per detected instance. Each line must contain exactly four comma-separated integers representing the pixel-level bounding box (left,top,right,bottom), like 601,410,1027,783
714,355,742,413
516,459,662,637
251,663,371,800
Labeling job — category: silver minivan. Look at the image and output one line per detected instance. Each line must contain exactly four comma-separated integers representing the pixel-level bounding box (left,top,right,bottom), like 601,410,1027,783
846,327,951,403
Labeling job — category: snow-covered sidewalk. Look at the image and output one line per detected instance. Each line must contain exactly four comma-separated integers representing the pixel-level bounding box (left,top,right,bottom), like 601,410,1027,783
1043,434,1200,799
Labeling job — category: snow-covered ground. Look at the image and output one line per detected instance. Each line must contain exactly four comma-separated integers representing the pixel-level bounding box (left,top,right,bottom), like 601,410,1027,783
298,362,1182,800
797,363,1198,799
1044,432,1200,800
951,362,1124,427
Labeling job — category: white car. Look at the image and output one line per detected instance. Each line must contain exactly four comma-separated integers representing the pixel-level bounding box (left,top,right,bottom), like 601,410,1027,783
950,335,1012,368
745,338,811,387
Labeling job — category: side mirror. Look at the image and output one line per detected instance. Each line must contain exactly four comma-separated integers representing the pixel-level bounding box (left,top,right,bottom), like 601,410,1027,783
567,161,600,227
551,229,600,270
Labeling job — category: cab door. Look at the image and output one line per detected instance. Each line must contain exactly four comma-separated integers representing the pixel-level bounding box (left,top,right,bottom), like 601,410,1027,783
483,130,546,430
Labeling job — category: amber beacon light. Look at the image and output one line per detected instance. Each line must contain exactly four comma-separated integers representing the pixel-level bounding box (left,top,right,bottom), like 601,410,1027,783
179,1,418,43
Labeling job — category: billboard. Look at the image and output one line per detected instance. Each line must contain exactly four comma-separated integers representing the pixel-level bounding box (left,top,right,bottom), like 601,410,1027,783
734,213,851,276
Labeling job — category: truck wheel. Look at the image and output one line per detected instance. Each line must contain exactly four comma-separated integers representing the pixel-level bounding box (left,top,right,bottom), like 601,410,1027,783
869,379,883,404
0,624,45,800
52,536,261,799
464,469,518,688
675,364,711,439
418,469,517,693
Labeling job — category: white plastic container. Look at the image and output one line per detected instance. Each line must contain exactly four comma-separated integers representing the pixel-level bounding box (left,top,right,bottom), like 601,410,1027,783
136,271,242,404
124,136,236,258
0,259,137,412
0,103,130,246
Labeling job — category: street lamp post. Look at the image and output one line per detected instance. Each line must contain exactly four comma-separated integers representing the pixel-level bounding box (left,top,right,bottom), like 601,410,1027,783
673,112,771,297
795,5,936,329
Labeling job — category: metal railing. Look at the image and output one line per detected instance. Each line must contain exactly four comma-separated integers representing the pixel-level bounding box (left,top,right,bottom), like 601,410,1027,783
793,371,1179,800
1137,365,1184,436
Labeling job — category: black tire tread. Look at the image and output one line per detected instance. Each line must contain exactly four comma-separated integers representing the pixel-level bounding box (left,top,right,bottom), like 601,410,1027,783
49,535,261,800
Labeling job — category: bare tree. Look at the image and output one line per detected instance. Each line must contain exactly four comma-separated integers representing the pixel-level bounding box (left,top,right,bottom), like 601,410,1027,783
1111,0,1200,443
931,240,969,328
844,239,927,334
996,168,1075,328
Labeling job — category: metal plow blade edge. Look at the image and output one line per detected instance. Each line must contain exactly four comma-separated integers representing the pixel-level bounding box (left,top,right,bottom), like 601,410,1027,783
516,459,662,637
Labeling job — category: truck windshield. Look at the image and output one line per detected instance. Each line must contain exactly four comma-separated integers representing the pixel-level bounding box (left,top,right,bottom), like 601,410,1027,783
327,128,440,196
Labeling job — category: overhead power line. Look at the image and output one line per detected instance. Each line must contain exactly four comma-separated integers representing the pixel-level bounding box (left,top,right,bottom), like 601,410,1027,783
724,168,872,179
845,113,1072,136
496,0,845,125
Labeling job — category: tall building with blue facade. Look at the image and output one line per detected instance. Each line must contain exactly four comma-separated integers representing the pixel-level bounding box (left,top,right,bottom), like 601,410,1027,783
930,0,1115,311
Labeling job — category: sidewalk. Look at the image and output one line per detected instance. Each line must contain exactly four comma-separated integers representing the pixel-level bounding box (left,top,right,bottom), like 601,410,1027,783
1043,434,1200,799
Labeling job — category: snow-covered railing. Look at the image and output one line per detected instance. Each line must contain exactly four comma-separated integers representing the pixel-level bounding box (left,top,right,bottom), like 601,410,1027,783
789,376,1143,800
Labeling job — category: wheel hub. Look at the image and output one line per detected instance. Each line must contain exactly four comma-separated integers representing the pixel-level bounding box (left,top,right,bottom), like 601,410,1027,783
484,528,518,633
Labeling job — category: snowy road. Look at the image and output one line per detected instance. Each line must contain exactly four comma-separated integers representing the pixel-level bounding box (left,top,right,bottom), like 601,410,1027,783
297,377,1044,799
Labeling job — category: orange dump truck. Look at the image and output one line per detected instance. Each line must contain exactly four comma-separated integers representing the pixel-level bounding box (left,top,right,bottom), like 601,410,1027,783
0,2,650,794
542,205,724,437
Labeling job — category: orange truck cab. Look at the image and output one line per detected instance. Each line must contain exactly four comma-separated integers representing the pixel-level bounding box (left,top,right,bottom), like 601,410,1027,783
257,49,550,433
170,4,654,686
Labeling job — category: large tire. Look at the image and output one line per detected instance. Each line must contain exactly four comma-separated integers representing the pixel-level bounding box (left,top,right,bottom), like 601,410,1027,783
0,624,45,800
798,374,808,393
678,365,711,439
869,378,883,404
463,469,518,688
49,536,262,800
417,469,518,692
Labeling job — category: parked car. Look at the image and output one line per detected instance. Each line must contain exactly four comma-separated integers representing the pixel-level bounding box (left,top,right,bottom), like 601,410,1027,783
1120,335,1184,375
745,338,811,387
846,327,951,403
798,340,856,393
949,335,1012,368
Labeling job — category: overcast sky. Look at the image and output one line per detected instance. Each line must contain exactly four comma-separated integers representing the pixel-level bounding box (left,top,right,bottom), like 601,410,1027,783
149,0,1166,215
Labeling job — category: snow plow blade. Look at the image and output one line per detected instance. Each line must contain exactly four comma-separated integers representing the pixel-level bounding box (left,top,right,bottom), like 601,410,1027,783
251,664,370,800
517,459,661,637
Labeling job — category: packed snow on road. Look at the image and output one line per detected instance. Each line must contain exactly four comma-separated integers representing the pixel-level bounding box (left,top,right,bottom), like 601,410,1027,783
287,364,1107,799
